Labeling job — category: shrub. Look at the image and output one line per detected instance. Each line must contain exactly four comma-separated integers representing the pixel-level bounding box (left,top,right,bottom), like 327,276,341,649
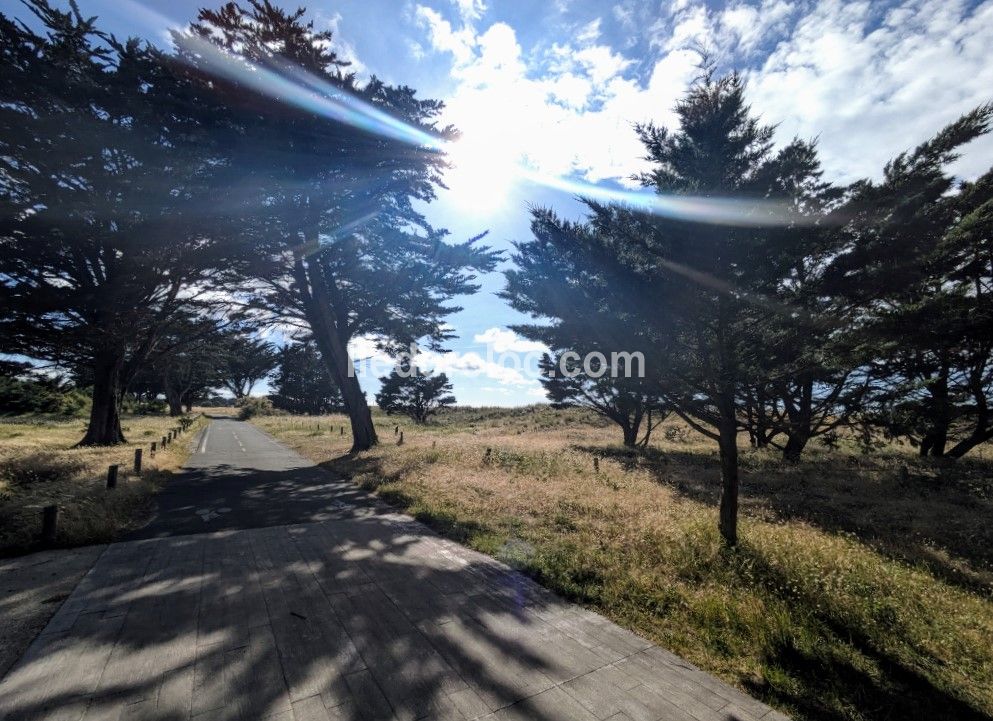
1,453,87,487
236,396,277,420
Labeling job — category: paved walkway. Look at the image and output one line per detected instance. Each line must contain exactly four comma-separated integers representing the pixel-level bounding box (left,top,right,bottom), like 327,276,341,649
0,420,788,721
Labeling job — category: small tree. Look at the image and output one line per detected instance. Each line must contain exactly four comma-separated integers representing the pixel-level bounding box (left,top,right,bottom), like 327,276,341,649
537,353,666,447
376,359,455,423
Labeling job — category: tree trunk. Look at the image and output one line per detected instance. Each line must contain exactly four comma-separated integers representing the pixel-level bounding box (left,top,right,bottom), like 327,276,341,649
920,356,951,457
78,352,126,446
717,396,739,547
754,386,770,449
622,423,638,447
164,378,184,417
296,255,378,452
782,431,809,463
716,296,739,547
783,373,813,462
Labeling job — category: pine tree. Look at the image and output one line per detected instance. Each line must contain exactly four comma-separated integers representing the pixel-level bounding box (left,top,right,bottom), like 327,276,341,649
0,1,240,444
826,106,993,457
177,1,497,451
505,72,831,545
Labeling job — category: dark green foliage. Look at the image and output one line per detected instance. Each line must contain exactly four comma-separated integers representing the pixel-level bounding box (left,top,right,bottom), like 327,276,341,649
0,364,88,416
216,331,278,399
506,72,824,544
376,358,455,423
0,1,241,444
270,343,344,415
535,353,666,447
176,1,497,451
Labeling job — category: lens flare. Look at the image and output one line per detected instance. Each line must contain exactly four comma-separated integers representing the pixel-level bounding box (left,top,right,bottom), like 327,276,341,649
120,0,816,228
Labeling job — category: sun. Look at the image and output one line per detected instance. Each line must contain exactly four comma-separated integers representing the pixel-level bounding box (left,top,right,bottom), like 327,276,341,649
442,133,520,215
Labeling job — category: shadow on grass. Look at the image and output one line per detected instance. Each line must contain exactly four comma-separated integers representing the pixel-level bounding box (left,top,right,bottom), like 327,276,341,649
579,444,993,595
326,448,992,721
729,540,992,721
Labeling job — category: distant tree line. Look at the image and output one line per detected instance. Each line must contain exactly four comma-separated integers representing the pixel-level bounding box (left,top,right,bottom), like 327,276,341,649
504,71,993,545
0,1,489,446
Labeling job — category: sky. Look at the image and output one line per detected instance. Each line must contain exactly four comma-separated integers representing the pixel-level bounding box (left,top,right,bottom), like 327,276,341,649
4,0,993,405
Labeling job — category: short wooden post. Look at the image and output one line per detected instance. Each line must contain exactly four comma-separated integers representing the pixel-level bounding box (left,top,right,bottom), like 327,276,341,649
134,448,143,474
397,431,404,446
107,464,119,489
340,426,344,436
394,425,399,435
150,441,157,457
162,435,167,448
41,505,58,545
593,457,600,473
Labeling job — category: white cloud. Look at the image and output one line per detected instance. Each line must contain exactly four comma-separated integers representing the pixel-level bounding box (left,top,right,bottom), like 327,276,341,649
452,0,487,22
745,0,993,182
473,327,548,353
416,8,698,190
416,0,992,216
315,10,367,76
414,5,477,65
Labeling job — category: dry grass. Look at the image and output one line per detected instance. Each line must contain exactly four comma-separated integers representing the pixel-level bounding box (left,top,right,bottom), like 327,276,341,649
0,414,204,555
254,407,993,721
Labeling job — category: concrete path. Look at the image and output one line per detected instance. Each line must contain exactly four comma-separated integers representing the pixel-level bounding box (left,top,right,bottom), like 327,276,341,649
0,420,788,721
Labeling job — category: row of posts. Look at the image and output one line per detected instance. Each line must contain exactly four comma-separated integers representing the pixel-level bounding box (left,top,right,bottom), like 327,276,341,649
41,422,192,545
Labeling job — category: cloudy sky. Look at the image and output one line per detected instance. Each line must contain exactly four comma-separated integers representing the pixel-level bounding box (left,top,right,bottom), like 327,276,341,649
5,0,992,405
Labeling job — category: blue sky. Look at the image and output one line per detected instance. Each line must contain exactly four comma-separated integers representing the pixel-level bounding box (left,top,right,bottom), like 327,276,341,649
4,0,993,405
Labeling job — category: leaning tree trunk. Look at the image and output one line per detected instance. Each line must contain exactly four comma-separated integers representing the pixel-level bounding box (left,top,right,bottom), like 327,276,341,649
296,255,378,452
78,351,126,446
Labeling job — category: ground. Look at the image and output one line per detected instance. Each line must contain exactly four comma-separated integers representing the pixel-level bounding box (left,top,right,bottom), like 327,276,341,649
0,417,789,721
252,406,993,721
0,413,203,683
0,414,204,555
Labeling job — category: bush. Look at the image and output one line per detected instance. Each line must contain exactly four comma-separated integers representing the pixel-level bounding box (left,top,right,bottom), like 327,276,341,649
236,396,277,420
1,453,87,487
0,377,89,417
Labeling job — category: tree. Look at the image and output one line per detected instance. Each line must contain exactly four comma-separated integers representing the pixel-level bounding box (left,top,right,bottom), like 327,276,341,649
176,2,498,451
269,342,344,415
126,317,228,415
826,107,993,457
506,71,829,546
217,331,278,399
0,1,239,444
376,358,455,423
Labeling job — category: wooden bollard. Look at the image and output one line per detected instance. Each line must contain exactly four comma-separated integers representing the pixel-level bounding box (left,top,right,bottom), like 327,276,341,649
150,441,157,457
593,457,600,473
41,505,58,545
107,464,119,489
134,448,143,474
162,435,167,447
340,426,344,436
397,431,404,446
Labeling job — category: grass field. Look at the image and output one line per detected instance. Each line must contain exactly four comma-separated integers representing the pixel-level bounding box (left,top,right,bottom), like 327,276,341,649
0,414,204,555
254,406,993,721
